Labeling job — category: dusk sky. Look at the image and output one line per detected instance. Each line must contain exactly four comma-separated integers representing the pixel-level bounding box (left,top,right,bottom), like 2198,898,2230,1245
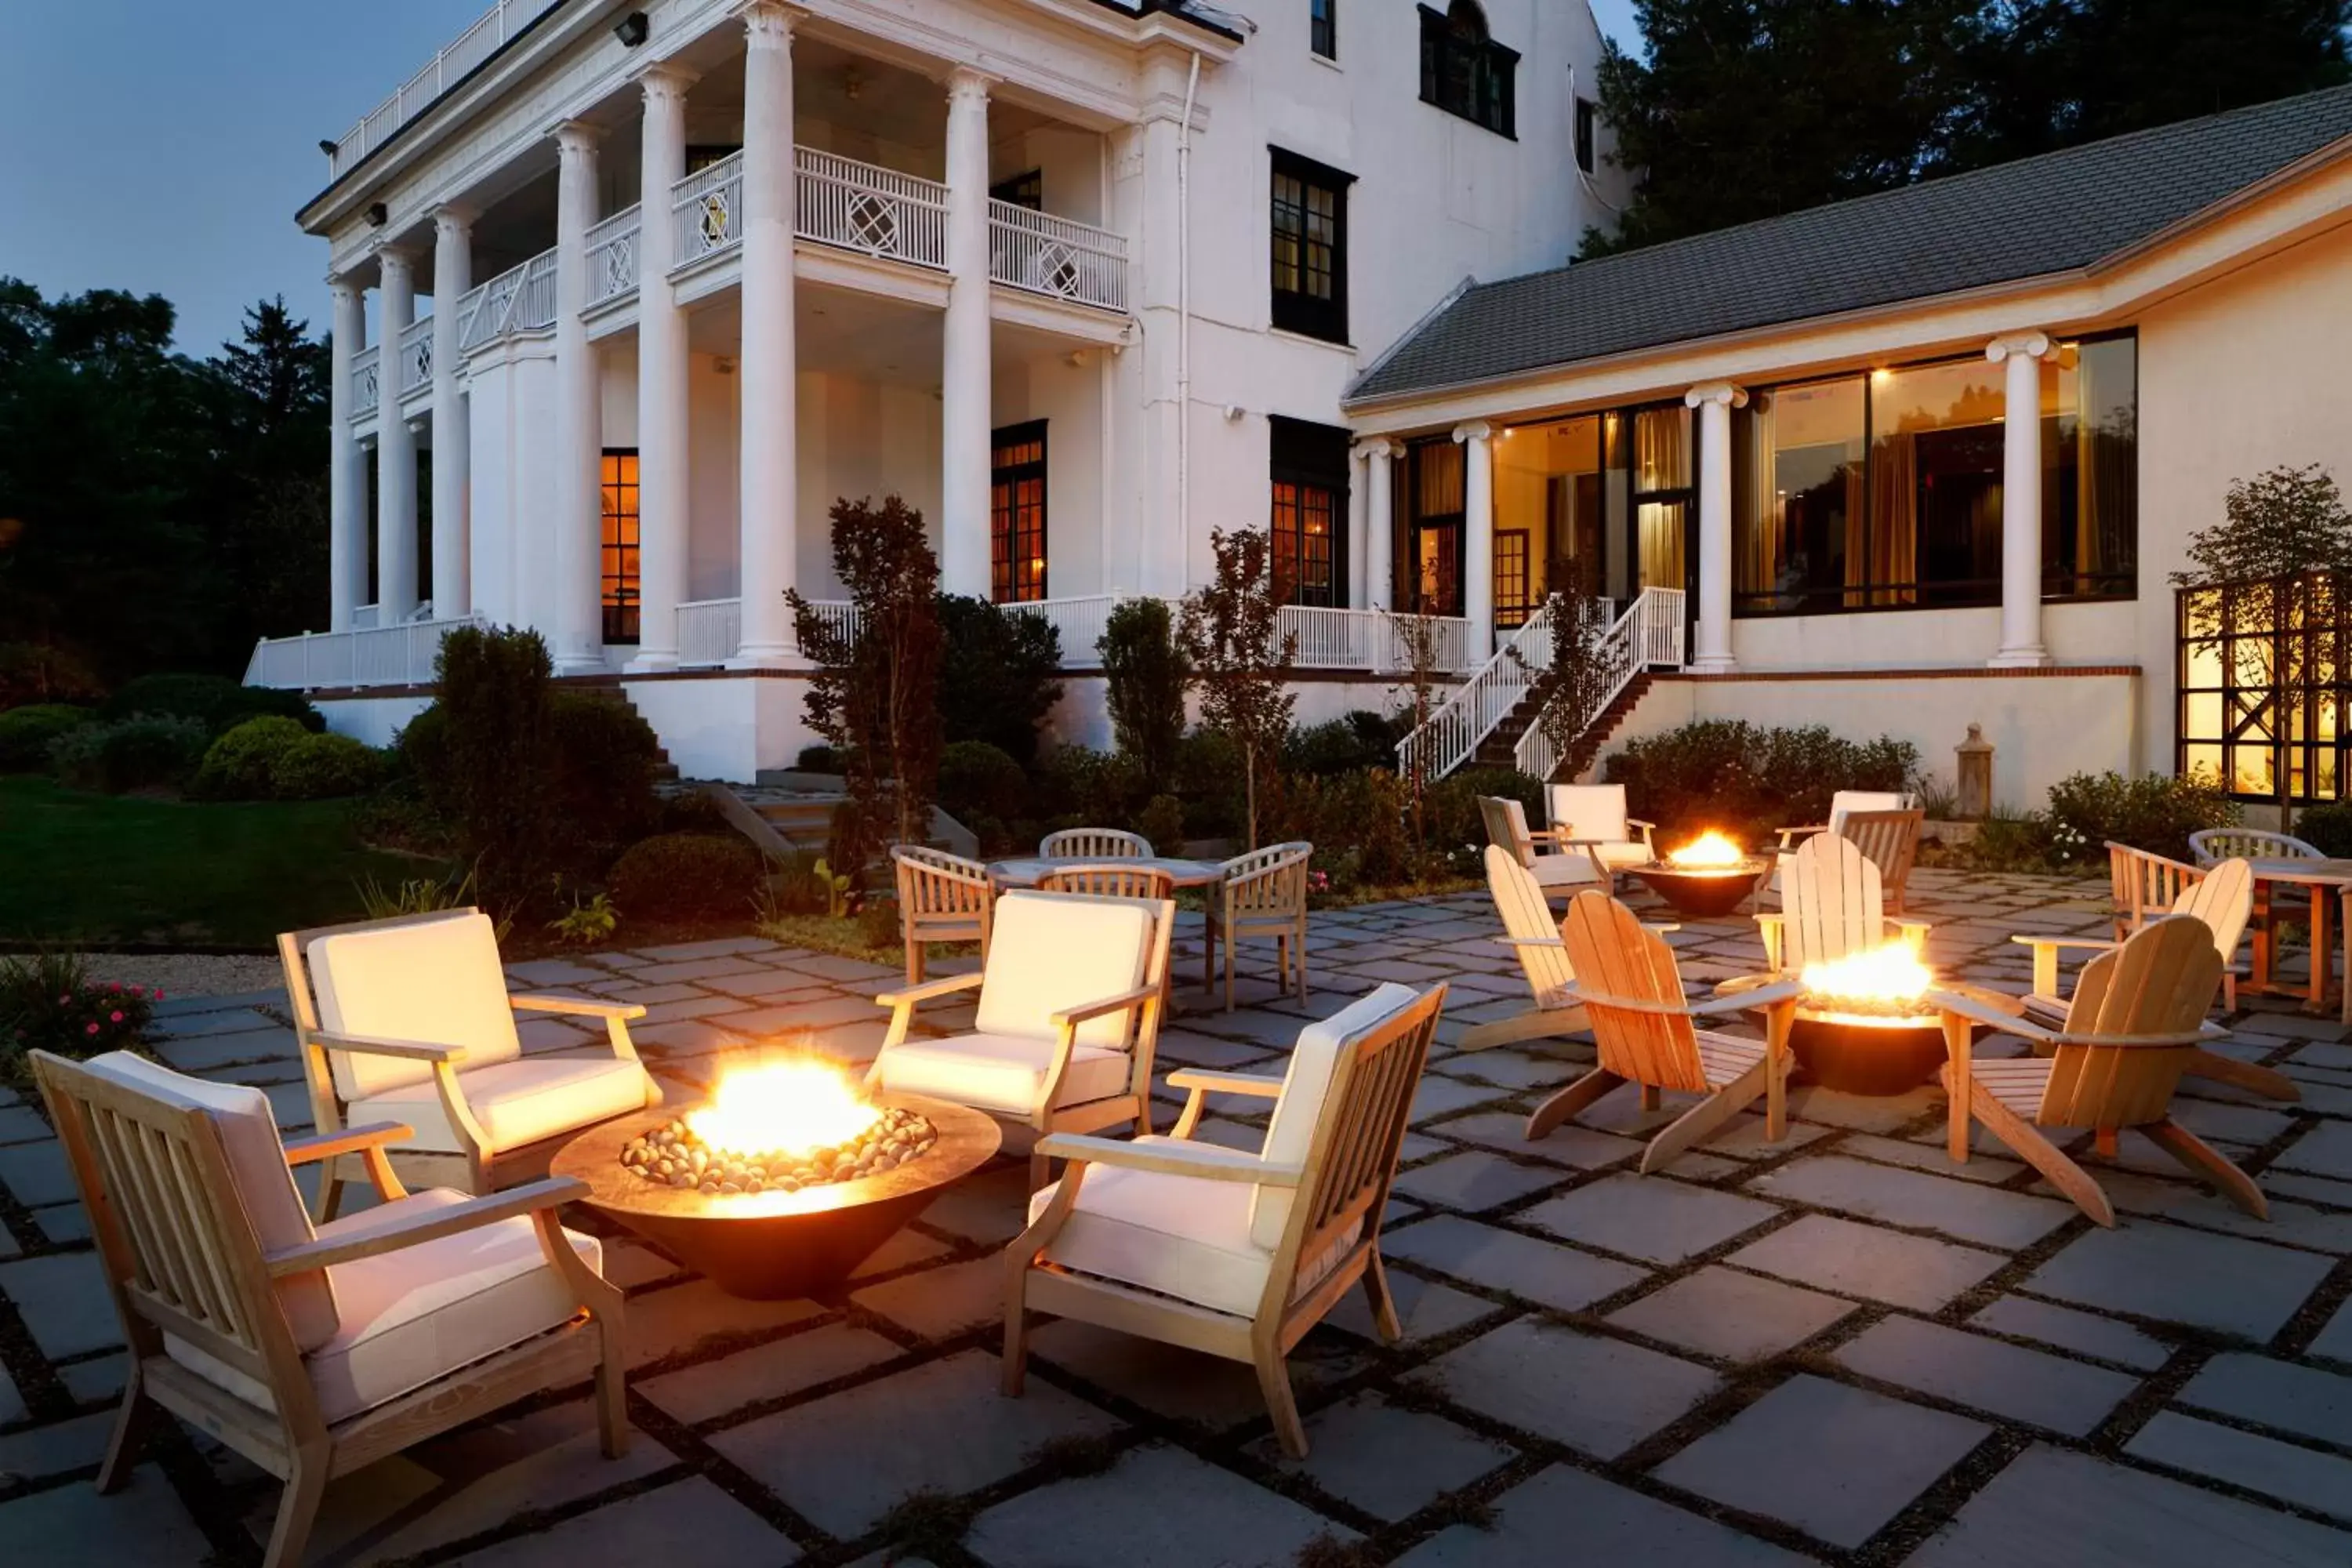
0,0,1644,356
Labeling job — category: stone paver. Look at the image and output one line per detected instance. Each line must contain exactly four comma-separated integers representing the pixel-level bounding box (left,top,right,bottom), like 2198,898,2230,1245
1428,1110,1646,1170
1324,1269,1501,1345
1385,1214,1649,1312
2174,1352,2352,1446
1519,1174,1781,1265
1421,1319,1720,1459
450,1477,796,1567
0,1142,75,1209
967,1444,1348,1567
1606,1265,1857,1362
1399,1464,1813,1566
0,1472,210,1561
1390,1149,1566,1210
848,1254,1004,1340
1249,1392,1515,1521
2126,1411,2352,1523
1967,1295,2172,1370
1654,1374,1989,1549
1751,1152,2075,1249
1835,1315,2137,1436
641,1322,905,1425
2025,1222,2333,1340
1726,1214,2008,1312
0,1250,118,1359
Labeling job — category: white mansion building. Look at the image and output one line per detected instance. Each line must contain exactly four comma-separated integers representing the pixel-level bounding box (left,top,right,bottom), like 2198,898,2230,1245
259,0,1631,781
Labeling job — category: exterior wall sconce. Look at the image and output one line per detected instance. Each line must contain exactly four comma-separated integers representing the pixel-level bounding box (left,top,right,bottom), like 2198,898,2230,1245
366,202,389,227
614,11,650,46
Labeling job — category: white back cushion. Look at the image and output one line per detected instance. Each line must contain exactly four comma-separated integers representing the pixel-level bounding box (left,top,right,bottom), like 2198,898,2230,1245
1249,984,1421,1250
975,892,1157,1050
310,912,522,1101
81,1052,339,1352
1550,784,1630,844
1828,791,1909,834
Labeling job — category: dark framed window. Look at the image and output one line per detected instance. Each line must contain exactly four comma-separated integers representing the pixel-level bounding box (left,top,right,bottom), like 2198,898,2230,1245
685,144,741,175
1406,436,1466,616
1311,0,1337,58
1575,97,1597,174
1494,530,1532,626
1270,416,1350,609
2178,575,2352,803
991,420,1048,603
990,169,1042,211
1270,147,1352,343
1420,2,1516,139
601,449,640,644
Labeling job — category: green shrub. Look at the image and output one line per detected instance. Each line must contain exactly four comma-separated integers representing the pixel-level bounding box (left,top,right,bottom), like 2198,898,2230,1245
1425,766,1546,865
102,673,321,736
430,626,556,913
395,703,452,810
797,744,844,773
609,832,764,920
1955,807,2060,873
1283,768,1412,887
1099,598,1189,780
546,691,662,862
48,714,209,793
190,715,310,800
271,732,387,800
1174,729,1245,838
938,596,1063,766
2299,800,2352,858
1285,711,1403,778
1606,720,1918,844
0,644,103,712
938,739,1027,826
657,789,731,835
1137,793,1188,856
0,705,93,772
2044,770,2239,862
1,953,157,1079
1040,745,1146,828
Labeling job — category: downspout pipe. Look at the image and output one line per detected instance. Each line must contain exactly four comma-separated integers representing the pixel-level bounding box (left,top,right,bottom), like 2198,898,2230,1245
1177,49,1200,579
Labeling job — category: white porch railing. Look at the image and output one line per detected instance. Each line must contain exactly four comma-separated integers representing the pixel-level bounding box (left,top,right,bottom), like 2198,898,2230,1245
800,148,949,269
352,604,380,630
1512,588,1687,782
587,205,641,307
397,315,434,397
351,347,380,421
673,154,745,270
328,0,563,180
989,202,1128,312
458,249,558,352
1008,594,1131,668
674,597,862,665
1278,605,1475,674
244,615,485,691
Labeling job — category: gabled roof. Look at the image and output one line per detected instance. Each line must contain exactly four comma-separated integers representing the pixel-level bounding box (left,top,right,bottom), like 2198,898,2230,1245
1348,83,2352,405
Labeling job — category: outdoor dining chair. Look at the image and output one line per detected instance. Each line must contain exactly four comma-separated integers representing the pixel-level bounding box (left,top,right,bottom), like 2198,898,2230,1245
1043,861,1178,901
892,844,995,984
2103,841,2205,940
2188,828,2321,866
1204,841,1313,1011
1040,827,1152,858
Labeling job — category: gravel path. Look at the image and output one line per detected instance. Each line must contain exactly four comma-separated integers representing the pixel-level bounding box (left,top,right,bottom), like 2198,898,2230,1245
70,952,285,1000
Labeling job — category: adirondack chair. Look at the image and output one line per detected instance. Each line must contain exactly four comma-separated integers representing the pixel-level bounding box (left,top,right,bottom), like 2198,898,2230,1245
1480,795,1602,898
1774,789,1911,855
1040,828,1152,859
1933,916,2263,1228
1755,832,1929,976
2013,858,2255,1020
1531,891,1802,1174
1204,843,1313,1011
2187,828,2320,866
2104,842,2203,940
1546,784,1659,880
1838,808,1926,915
1004,983,1445,1457
1461,845,1590,1051
893,845,994,985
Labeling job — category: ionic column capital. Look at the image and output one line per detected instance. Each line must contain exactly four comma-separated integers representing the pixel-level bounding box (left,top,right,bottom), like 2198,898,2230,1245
1684,381,1747,409
1451,420,1493,445
375,244,417,281
1985,330,2052,364
327,274,363,303
1354,436,1402,462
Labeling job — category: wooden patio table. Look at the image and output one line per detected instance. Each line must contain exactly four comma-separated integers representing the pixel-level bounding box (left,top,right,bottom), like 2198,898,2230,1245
2241,856,2352,1011
985,855,1229,891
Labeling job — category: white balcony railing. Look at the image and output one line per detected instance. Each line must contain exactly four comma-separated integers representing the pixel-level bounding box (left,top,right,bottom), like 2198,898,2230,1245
1279,605,1474,674
457,249,558,352
799,149,949,269
245,615,485,691
586,205,641,307
327,0,564,180
350,347,381,422
397,315,434,397
674,597,861,665
989,202,1128,312
673,154,745,270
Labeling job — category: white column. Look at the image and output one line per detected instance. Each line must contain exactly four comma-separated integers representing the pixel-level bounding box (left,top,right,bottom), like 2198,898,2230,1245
328,278,367,633
735,1,799,664
630,63,696,673
1454,422,1494,662
941,67,995,599
1987,331,2053,668
375,247,419,622
1686,381,1745,673
430,207,474,620
552,120,604,673
1359,438,1396,612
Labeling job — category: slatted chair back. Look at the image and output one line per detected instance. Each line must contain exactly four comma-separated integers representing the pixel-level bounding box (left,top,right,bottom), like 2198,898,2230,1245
1828,790,1911,835
1485,845,1573,999
2107,842,2202,936
1221,844,1312,919
1040,828,1152,859
1262,986,1445,1325
1478,796,1536,868
1044,861,1178,901
894,846,993,933
1556,890,1708,1094
2188,828,2321,866
2040,916,2223,1130
1839,808,1925,912
1779,833,1888,972
2172,858,2254,958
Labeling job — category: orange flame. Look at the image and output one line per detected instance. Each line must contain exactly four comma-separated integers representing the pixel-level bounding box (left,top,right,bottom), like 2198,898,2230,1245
1667,831,1745,868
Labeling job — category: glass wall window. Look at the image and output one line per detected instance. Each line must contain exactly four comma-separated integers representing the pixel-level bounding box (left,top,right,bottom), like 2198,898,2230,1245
2048,336,2139,598
2179,577,2350,802
990,421,1047,603
1736,378,1863,614
1408,437,1465,615
1270,416,1349,608
1494,416,1607,607
1631,405,1690,594
601,449,640,644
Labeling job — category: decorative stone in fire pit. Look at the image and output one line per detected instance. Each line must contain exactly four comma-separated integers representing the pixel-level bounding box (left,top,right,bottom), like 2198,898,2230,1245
1625,831,1770,919
553,1059,999,1299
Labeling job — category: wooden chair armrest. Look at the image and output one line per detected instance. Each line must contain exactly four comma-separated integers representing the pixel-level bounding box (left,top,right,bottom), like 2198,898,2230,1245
1776,825,1828,848
1626,818,1658,833
1051,984,1160,1030
509,993,647,1021
1929,989,2054,1040
264,1177,587,1275
1498,935,1566,949
1892,919,1933,942
1164,1068,1286,1098
281,1122,413,1167
1033,1132,1301,1186
1689,979,1806,1016
2006,935,2118,952
310,1031,468,1063
874,971,985,1008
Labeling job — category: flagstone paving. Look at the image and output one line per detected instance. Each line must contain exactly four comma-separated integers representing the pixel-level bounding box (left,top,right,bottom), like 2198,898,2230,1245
6,868,2352,1564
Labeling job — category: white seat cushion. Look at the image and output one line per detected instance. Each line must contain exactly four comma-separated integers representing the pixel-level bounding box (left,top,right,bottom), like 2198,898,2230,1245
874,1033,1130,1117
1530,854,1602,889
169,1189,601,1425
309,912,524,1101
976,892,1157,1049
1590,841,1653,870
1028,1138,1357,1318
351,1054,650,1156
1550,784,1631,844
1252,985,1421,1248
80,1052,339,1351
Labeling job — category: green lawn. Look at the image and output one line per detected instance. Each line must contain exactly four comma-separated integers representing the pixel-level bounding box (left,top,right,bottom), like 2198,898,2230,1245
0,777,434,949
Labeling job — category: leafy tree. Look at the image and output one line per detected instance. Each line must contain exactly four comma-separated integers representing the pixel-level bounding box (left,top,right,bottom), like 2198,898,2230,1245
1178,528,1298,849
789,495,945,871
432,625,556,916
1523,586,1625,783
936,593,1063,766
1383,608,1446,844
2171,464,2352,830
1098,597,1190,780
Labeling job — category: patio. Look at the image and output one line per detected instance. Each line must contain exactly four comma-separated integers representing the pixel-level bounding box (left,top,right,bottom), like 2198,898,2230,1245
5,867,2351,1566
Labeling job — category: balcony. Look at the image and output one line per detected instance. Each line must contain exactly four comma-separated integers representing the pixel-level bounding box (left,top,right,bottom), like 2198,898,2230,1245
397,315,435,398
351,347,381,422
326,0,563,180
453,249,558,353
587,205,641,308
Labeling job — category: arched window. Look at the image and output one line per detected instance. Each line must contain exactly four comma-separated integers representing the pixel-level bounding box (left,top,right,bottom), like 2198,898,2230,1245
1420,2,1516,137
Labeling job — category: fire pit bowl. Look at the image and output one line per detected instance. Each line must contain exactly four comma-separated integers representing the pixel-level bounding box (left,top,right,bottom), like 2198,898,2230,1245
1715,975,2027,1096
553,1094,1000,1299
1625,861,1770,920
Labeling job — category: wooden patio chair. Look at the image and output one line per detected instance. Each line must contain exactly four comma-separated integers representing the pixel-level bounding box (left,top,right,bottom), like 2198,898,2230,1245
1755,831,1929,976
1205,842,1312,1011
1546,783,1658,880
279,910,662,1218
1933,916,2263,1228
1004,983,1444,1457
871,889,1173,1189
1835,808,1926,916
1040,827,1152,859
1044,861,1178,902
892,844,994,985
1530,891,1802,1174
2187,828,2321,866
31,1050,627,1568
2104,841,2203,940
1480,795,1602,900
1773,789,1911,857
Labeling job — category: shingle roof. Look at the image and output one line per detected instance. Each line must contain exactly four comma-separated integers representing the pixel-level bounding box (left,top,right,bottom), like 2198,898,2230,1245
1348,84,2352,405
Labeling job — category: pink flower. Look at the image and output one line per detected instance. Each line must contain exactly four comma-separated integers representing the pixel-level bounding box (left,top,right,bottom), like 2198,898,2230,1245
85,1022,100,1036
105,982,119,992
152,988,165,1000
56,994,71,1005
109,1011,124,1023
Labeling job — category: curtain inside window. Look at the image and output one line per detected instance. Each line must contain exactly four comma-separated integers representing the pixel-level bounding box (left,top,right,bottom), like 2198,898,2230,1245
1864,436,1917,607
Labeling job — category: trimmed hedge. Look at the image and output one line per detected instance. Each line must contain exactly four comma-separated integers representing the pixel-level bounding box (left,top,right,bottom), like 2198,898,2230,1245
0,705,93,772
190,716,309,800
102,673,321,736
271,733,387,800
608,832,764,920
48,714,209,793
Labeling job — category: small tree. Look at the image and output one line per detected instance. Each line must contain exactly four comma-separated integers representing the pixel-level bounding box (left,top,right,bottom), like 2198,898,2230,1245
1098,597,1190,780
1523,582,1624,784
937,594,1063,766
1383,608,1443,846
789,495,944,871
1180,529,1298,850
2171,465,2352,832
434,625,554,914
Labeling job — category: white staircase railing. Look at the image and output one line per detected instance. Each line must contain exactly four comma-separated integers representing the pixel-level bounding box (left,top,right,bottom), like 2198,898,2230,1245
1513,587,1686,782
1396,586,1686,785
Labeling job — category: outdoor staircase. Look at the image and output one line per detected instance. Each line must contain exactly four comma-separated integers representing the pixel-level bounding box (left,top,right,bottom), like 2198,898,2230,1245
1469,671,1655,779
564,677,681,780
